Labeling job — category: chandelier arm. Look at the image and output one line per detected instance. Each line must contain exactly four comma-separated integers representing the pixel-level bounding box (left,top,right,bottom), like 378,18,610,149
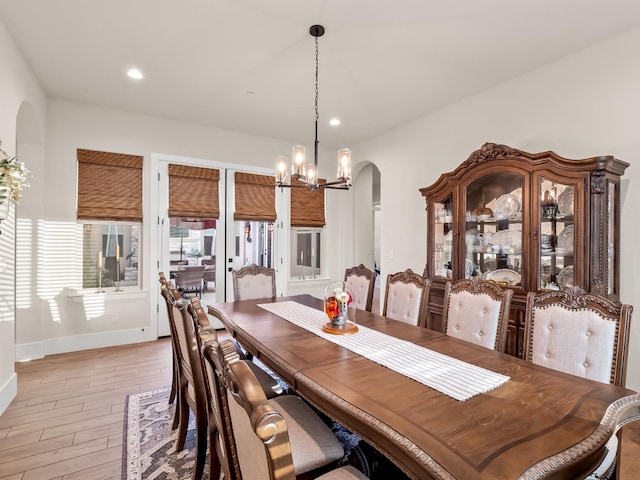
276,184,309,189
321,180,351,188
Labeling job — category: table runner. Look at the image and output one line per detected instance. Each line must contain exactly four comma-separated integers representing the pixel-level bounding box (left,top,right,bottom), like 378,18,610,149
258,301,509,401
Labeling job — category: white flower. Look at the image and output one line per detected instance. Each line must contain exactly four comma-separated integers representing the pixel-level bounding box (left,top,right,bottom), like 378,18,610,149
0,139,31,204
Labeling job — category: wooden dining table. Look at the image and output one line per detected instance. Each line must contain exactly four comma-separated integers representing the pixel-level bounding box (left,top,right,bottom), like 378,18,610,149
207,294,640,480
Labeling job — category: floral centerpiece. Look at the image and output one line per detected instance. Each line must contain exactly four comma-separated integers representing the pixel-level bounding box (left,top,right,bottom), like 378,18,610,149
324,281,353,327
0,139,30,207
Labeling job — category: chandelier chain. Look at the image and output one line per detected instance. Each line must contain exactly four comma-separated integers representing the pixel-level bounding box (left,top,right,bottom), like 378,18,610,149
315,36,319,123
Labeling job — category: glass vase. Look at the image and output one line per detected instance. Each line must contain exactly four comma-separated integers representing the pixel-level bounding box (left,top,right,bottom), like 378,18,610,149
324,280,355,327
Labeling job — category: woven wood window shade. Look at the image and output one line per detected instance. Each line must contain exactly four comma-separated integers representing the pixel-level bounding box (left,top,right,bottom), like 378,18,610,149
290,178,326,227
168,164,220,219
234,172,277,222
77,149,143,222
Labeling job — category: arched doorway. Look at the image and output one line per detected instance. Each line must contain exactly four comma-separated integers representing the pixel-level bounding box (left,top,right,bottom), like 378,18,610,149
352,162,381,311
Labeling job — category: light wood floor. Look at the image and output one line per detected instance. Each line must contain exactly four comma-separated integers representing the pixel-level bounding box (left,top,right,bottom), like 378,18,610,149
1,331,640,479
0,339,176,480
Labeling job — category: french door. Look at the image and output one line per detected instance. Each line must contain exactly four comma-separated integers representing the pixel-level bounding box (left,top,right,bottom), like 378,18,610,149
156,157,281,336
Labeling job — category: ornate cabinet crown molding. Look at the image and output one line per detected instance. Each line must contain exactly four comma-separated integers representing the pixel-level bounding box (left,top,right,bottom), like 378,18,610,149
463,142,523,167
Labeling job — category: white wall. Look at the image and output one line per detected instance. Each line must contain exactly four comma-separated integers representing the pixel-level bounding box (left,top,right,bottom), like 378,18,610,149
15,98,351,360
356,27,640,389
0,17,46,414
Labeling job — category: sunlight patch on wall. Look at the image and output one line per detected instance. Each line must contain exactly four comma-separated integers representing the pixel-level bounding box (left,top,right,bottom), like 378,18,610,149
16,218,33,309
37,221,83,323
81,293,107,320
0,209,15,322
47,298,61,325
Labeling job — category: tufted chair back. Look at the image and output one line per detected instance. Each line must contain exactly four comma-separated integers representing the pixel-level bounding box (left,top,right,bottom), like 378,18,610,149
524,286,632,387
443,277,513,352
232,264,276,301
344,264,377,312
382,269,431,326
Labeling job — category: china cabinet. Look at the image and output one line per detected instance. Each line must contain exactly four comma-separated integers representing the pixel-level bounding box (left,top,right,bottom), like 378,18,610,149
420,142,629,357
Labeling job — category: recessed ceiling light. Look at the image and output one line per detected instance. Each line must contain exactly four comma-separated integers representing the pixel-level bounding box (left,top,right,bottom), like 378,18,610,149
127,68,144,80
329,118,340,126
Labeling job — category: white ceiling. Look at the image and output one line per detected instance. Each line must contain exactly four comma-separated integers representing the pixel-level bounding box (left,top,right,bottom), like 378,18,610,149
1,0,640,150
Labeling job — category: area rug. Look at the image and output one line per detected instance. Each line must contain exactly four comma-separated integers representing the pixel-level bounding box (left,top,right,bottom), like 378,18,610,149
122,386,389,480
122,386,209,480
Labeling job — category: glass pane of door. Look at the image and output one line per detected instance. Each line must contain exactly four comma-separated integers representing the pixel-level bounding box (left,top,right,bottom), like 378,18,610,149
168,217,217,297
434,196,453,279
466,173,523,287
539,178,574,290
231,220,276,270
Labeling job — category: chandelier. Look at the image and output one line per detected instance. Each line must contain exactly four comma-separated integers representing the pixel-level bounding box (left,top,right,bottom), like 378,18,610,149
275,25,352,191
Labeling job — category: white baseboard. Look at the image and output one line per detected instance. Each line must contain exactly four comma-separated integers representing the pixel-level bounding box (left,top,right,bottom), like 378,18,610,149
0,372,17,416
15,327,158,362
15,341,45,362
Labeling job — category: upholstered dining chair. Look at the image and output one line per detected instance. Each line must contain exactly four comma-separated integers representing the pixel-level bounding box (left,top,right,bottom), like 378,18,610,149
195,302,288,480
201,322,349,480
232,263,276,300
442,277,513,352
224,359,368,480
201,256,216,292
524,286,633,479
161,285,208,480
382,268,431,326
194,299,283,399
524,286,632,387
158,272,179,421
344,264,377,312
231,264,278,359
197,322,239,480
174,265,206,298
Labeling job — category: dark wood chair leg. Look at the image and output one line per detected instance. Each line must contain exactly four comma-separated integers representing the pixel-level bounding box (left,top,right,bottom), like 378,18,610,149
169,354,178,404
176,393,189,451
208,428,222,480
172,387,181,430
193,415,208,480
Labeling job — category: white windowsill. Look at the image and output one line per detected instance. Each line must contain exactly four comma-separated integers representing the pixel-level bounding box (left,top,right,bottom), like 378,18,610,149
67,290,148,303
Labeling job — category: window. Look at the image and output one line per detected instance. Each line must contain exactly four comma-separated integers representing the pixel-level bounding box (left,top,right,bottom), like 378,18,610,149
290,228,322,279
82,223,139,289
77,149,143,290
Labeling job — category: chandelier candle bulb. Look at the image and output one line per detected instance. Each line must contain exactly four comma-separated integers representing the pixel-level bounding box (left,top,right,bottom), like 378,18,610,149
337,149,351,180
292,146,306,176
306,166,316,183
276,156,288,184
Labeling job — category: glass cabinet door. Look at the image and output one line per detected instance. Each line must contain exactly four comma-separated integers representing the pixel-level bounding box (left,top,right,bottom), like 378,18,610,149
433,197,453,279
465,173,523,287
538,178,574,290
